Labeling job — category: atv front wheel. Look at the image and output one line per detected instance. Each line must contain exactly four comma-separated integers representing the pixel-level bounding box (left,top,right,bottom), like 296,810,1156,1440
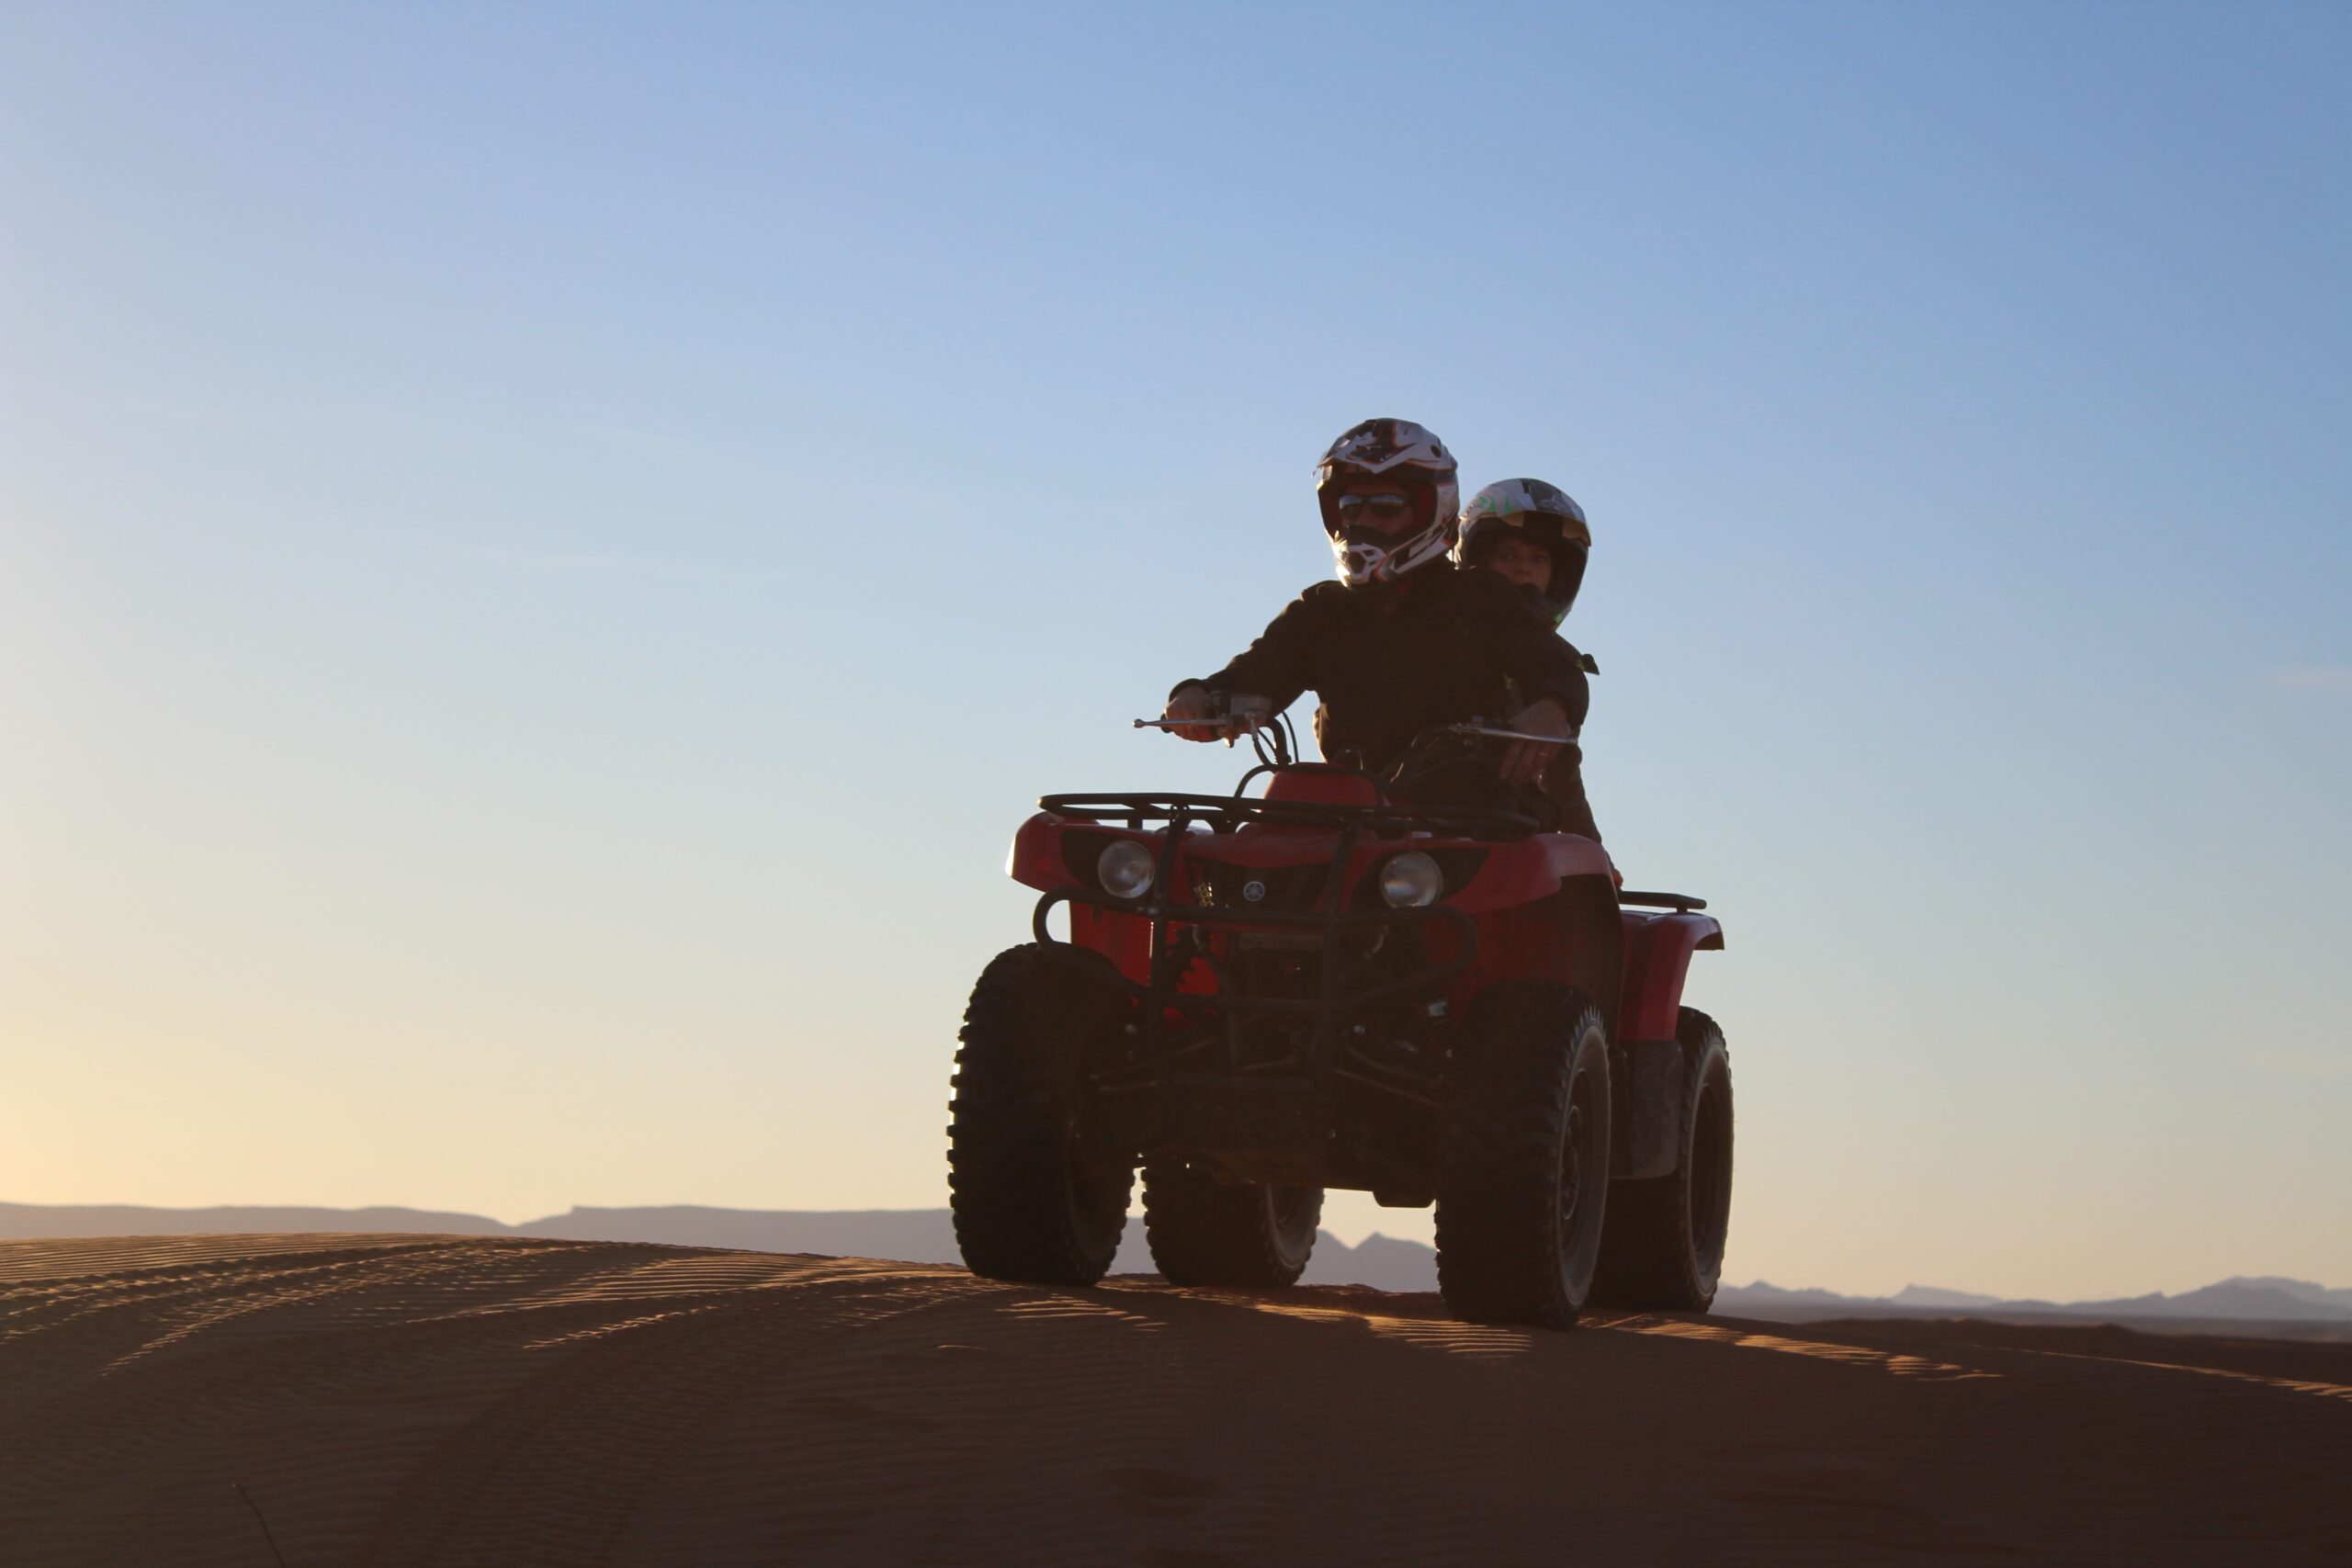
1435,983,1613,1329
1141,1165,1321,1288
949,944,1135,1286
1592,1008,1734,1311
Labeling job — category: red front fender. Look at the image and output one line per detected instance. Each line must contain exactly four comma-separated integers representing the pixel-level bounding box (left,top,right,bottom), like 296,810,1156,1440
1007,811,1080,891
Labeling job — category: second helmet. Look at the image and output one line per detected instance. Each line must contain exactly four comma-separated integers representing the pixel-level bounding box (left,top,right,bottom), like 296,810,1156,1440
1456,477,1591,625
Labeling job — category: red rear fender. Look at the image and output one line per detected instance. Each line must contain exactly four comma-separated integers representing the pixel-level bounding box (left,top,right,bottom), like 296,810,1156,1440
1617,910,1725,1041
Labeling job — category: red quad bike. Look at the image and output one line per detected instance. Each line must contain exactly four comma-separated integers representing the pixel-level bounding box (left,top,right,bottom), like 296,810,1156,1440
949,716,1732,1329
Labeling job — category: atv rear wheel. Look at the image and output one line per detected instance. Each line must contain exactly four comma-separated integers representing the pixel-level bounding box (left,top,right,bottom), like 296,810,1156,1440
949,943,1135,1287
1592,1009,1734,1312
1435,983,1612,1329
1141,1165,1321,1288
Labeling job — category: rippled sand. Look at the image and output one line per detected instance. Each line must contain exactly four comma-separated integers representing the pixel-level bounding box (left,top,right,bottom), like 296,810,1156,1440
5,1235,2346,1564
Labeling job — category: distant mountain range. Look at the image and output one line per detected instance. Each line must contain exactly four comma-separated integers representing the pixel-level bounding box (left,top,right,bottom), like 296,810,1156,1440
6,1202,2346,1329
1715,1275,2352,1326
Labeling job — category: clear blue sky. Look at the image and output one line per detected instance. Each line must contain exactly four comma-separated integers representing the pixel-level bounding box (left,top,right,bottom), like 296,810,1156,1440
5,1,2346,1298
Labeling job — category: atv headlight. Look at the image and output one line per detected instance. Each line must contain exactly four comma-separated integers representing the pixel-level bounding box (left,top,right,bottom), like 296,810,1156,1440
1096,839,1157,900
1378,851,1443,908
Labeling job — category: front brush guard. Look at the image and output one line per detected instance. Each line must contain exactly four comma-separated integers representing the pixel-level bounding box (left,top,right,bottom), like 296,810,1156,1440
1024,788,1506,1025
1026,791,1499,1174
1031,886,1478,1018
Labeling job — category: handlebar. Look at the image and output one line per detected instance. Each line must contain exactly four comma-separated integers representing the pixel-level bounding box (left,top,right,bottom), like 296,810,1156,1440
1423,721,1581,747
1136,715,1576,747
1139,704,1576,784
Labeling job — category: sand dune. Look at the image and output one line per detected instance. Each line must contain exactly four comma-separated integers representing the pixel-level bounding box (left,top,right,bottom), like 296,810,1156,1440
4,1236,2346,1566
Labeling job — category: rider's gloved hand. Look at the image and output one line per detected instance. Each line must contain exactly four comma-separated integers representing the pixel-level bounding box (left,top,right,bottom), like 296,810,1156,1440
1163,685,1274,743
1500,696,1573,785
1164,682,1229,743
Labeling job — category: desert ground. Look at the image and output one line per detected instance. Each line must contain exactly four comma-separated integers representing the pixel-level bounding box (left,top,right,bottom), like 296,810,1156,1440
4,1235,2346,1566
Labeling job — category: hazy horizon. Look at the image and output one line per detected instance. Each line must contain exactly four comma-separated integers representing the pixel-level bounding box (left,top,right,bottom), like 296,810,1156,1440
6,2,2347,1300
7,1199,2346,1312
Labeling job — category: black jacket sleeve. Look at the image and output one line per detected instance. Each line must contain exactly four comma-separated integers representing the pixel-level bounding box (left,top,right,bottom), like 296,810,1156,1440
1465,571,1590,730
1172,584,1328,715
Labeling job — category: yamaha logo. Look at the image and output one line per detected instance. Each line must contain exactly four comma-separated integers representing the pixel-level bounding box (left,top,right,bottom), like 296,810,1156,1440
1242,880,1267,904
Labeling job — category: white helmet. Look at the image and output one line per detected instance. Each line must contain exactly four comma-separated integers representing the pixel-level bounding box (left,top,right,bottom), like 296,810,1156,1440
1315,418,1461,590
1455,477,1591,625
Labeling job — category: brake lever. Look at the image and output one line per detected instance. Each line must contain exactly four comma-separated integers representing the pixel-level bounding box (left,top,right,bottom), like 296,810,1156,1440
1134,716,1261,748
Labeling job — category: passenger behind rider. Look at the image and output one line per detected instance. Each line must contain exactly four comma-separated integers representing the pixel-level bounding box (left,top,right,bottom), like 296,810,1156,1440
1453,479,1605,843
1159,419,1591,827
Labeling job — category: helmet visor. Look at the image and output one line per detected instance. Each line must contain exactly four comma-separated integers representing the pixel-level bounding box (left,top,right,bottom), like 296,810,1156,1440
1327,490,1419,537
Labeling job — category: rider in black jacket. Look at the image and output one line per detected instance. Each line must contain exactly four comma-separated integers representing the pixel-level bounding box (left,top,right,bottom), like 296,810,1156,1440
1161,420,1589,821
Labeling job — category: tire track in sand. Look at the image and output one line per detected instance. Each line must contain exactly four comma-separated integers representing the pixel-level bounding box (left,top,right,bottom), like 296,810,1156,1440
0,1239,955,1568
354,1260,990,1568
